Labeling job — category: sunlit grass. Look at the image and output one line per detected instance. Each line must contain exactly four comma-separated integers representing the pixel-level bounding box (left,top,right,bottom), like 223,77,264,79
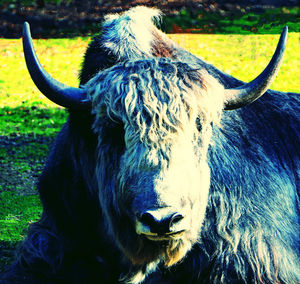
0,37,88,108
1,32,298,110
169,32,299,93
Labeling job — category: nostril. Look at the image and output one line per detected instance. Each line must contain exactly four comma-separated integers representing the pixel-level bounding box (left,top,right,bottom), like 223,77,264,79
138,209,184,235
170,213,184,225
139,212,156,227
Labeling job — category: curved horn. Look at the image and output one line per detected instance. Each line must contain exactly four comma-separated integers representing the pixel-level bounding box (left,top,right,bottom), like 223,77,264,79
224,26,288,110
22,22,89,109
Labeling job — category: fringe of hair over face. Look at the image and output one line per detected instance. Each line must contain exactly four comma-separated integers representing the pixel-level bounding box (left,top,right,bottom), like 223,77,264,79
86,58,225,268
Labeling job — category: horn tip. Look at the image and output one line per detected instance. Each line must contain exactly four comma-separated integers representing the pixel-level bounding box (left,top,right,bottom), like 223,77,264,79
23,22,31,37
279,26,288,49
281,26,288,40
23,22,30,30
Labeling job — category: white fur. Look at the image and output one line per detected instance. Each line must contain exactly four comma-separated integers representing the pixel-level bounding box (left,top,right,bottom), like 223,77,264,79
102,6,162,60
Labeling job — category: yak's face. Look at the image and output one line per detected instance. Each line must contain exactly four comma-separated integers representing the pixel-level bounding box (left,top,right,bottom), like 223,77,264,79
87,58,224,267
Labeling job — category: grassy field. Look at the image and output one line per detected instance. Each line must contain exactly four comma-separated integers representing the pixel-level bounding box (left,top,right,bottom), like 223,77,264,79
0,32,299,271
1,32,299,111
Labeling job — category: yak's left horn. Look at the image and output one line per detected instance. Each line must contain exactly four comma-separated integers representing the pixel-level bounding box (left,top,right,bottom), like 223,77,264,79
22,22,89,109
224,26,288,110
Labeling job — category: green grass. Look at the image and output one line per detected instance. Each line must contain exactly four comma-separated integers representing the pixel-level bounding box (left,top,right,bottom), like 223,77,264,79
0,191,42,269
0,37,87,108
0,191,42,242
169,32,299,93
0,33,298,111
0,106,67,136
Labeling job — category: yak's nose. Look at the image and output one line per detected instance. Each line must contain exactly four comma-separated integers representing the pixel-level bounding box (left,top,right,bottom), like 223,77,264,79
137,208,185,236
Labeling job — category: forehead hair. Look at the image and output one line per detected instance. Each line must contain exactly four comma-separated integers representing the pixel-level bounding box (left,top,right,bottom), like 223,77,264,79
87,58,224,145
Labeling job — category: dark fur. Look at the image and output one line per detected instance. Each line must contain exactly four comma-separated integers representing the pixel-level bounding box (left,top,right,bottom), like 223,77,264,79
2,9,299,284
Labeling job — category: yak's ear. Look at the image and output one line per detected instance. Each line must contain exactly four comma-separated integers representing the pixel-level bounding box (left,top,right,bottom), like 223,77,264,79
23,22,90,110
224,26,288,110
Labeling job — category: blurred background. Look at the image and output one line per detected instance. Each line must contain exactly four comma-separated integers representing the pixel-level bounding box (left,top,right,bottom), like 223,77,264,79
0,0,299,38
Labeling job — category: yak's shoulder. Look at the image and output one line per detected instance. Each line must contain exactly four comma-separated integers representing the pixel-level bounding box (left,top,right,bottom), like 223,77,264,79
209,90,300,193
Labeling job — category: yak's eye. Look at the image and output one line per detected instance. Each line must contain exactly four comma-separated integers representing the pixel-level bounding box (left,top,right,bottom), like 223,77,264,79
196,116,202,132
111,122,125,145
111,122,124,138
102,119,125,149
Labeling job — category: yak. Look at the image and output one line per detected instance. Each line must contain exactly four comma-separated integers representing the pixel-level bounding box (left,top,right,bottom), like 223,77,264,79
2,6,299,284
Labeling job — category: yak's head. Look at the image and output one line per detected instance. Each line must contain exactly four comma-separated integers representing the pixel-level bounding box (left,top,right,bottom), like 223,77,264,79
86,58,224,266
22,14,287,268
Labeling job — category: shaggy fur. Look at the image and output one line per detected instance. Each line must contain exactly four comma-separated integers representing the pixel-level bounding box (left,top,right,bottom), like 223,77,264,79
2,6,299,284
86,58,224,278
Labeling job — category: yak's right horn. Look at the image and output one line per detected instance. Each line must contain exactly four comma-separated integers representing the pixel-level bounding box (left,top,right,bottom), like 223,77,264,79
23,22,90,109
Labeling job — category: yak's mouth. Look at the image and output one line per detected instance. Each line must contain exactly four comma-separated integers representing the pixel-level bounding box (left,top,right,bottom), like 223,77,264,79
118,227,193,268
141,230,185,241
117,212,192,267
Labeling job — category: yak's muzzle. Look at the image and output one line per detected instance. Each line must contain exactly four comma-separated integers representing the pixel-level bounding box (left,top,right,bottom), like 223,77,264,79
136,207,187,240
